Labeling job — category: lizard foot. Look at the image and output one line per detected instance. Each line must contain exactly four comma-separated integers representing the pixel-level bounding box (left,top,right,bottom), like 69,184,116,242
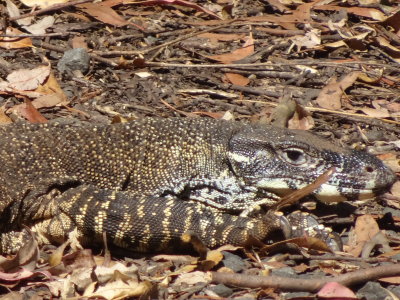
282,211,343,251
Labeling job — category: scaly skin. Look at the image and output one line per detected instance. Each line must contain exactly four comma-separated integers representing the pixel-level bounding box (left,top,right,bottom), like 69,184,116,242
0,118,395,253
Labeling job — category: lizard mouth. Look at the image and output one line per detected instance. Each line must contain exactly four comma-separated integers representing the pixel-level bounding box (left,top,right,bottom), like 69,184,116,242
256,177,385,203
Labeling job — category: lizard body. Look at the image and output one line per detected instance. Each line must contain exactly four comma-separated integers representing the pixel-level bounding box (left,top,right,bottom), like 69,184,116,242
0,118,395,253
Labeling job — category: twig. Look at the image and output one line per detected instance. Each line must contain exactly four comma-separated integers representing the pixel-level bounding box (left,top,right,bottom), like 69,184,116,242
212,263,400,292
254,27,305,36
369,45,400,65
93,21,237,56
9,0,93,21
0,33,71,38
283,254,390,263
271,168,335,210
142,60,396,69
234,99,400,126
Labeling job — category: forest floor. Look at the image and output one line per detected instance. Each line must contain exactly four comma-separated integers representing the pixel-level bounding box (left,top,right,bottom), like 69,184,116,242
1,0,400,299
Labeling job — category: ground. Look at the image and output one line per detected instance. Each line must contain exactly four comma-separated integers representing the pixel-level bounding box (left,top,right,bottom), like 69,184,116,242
0,0,400,299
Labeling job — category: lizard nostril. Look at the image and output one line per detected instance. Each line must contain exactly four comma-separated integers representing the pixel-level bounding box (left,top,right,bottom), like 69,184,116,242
365,166,374,173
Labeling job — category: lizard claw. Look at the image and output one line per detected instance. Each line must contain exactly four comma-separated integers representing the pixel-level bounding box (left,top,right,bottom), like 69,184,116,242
282,211,343,251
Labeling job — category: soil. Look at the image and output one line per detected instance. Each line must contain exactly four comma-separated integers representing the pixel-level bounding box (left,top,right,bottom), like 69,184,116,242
1,0,400,299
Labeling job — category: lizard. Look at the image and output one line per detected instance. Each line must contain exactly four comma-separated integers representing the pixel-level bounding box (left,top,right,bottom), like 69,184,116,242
0,118,396,254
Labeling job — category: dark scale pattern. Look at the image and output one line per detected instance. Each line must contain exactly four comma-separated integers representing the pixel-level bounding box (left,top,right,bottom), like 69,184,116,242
0,118,395,253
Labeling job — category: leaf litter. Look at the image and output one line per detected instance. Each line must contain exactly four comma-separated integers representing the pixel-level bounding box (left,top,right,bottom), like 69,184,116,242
0,0,400,298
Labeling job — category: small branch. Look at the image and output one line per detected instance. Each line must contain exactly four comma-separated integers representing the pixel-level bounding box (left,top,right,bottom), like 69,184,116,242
0,33,71,38
233,99,400,126
284,254,389,263
212,264,400,292
93,21,237,56
142,60,394,69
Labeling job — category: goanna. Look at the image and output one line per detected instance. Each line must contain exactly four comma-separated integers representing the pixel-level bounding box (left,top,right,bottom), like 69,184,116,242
0,118,396,254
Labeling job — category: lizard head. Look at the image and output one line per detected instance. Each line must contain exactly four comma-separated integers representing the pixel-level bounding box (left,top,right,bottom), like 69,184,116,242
227,124,397,203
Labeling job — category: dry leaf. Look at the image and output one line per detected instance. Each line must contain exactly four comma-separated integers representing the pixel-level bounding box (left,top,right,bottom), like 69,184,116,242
0,27,33,49
263,0,289,12
288,104,315,130
225,73,250,86
19,0,69,8
23,16,55,34
6,65,50,91
71,36,88,49
199,250,223,271
19,98,48,123
386,102,400,113
174,271,210,286
375,36,400,63
0,108,12,124
347,215,380,257
36,72,65,96
318,282,357,298
86,279,150,299
316,72,360,110
315,5,386,21
359,107,391,118
292,1,314,23
379,275,400,285
361,231,391,258
78,3,130,27
62,249,97,273
207,34,254,63
0,229,39,272
292,28,321,50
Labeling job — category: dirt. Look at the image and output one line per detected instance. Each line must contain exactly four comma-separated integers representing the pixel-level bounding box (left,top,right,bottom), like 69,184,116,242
1,0,400,299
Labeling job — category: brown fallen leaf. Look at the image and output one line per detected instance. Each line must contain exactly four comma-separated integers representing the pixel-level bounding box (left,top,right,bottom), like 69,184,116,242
78,2,133,27
0,27,33,49
22,15,55,35
347,215,380,257
315,72,360,110
62,249,97,273
361,231,392,258
292,1,314,23
379,275,400,284
317,282,357,298
288,103,314,131
71,36,88,49
0,228,39,273
19,98,48,123
199,249,223,271
375,36,400,63
5,65,50,91
85,278,151,299
224,73,250,86
0,107,12,124
19,0,69,8
0,268,51,283
173,271,210,286
35,72,66,97
262,0,289,12
359,107,391,118
315,5,386,21
207,34,254,63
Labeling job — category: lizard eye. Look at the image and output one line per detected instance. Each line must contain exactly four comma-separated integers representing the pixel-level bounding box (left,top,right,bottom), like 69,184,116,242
280,148,307,165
